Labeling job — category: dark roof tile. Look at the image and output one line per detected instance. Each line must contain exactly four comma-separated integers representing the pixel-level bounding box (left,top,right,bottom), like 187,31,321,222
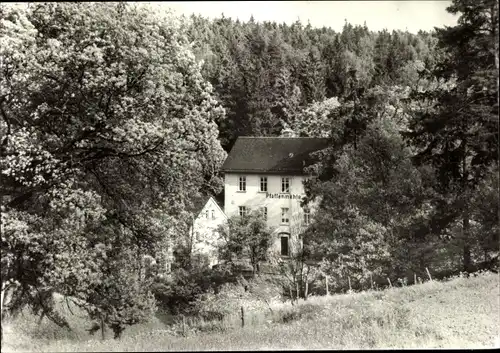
221,137,330,173
188,194,224,217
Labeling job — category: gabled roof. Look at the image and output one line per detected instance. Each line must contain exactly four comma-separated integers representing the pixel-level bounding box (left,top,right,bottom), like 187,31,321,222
221,137,330,174
188,194,224,217
191,196,226,220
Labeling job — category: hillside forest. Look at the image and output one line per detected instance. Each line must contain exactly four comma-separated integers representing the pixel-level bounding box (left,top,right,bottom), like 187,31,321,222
1,1,498,339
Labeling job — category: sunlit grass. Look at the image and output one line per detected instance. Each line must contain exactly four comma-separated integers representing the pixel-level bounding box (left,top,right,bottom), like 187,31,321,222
3,272,499,351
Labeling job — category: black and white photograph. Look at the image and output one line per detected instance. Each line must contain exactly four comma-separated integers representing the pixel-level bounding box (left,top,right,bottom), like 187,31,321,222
1,1,498,350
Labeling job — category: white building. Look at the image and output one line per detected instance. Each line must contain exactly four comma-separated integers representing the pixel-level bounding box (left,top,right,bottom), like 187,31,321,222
220,135,329,257
188,196,227,267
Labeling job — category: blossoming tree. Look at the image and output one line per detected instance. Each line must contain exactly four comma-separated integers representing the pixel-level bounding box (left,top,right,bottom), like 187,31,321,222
0,2,226,338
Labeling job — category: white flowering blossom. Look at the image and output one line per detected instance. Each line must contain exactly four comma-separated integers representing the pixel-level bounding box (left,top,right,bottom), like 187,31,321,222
1,2,226,334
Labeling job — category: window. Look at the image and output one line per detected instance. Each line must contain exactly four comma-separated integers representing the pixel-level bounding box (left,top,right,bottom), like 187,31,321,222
304,207,310,225
281,177,290,193
280,234,289,256
206,210,209,219
281,207,289,224
211,210,215,220
260,177,268,192
238,176,246,192
261,207,267,220
239,206,247,217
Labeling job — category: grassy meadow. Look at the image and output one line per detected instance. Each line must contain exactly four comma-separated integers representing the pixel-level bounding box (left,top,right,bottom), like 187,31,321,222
2,272,499,351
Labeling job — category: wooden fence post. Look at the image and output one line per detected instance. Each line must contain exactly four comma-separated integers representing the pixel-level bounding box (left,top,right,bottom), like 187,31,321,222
100,314,105,341
325,276,329,296
348,276,352,292
304,280,309,300
414,273,417,285
370,273,373,290
387,278,392,288
182,315,186,336
425,267,433,281
240,306,245,328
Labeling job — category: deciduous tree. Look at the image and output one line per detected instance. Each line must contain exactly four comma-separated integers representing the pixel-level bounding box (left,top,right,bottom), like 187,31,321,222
217,210,274,275
0,2,226,337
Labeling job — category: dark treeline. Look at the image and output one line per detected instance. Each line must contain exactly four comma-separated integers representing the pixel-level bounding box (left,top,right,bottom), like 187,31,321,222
185,14,438,150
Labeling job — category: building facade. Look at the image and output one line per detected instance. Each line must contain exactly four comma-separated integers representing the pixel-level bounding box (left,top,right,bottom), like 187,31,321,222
188,196,227,266
221,136,329,257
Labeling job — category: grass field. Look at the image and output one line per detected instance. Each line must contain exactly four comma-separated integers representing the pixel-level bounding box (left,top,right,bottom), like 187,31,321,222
2,272,499,351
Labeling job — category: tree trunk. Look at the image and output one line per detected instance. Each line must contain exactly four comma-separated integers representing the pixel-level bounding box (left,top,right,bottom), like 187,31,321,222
37,312,45,325
1,281,16,346
1,287,3,345
493,1,499,126
255,261,260,275
353,126,357,150
492,1,499,73
463,216,472,272
461,129,472,273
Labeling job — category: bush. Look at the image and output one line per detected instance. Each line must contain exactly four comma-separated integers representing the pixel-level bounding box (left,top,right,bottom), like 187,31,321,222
151,262,253,316
187,275,285,331
151,268,210,315
272,302,323,324
191,282,268,319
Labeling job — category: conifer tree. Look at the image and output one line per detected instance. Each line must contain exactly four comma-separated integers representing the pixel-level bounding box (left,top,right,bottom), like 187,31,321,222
407,0,499,272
